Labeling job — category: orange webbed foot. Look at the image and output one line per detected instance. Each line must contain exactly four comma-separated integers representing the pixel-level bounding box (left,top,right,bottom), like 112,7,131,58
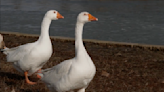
24,71,37,85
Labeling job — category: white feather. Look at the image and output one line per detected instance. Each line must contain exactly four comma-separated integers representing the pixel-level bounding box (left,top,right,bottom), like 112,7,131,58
39,12,98,92
2,10,63,76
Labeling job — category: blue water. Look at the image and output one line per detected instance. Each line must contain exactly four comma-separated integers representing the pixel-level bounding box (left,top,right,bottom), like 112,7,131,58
1,0,164,45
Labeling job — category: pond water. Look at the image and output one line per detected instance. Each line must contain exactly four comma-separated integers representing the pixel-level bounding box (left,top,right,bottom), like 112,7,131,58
1,0,164,45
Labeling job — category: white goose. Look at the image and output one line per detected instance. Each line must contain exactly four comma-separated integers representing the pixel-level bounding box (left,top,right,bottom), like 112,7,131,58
2,10,64,85
0,34,6,49
38,12,98,92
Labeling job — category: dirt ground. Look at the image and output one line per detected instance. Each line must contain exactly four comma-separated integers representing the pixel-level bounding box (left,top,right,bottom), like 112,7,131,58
0,33,164,92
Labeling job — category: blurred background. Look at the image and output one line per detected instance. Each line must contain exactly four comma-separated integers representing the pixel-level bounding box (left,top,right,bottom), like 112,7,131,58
1,0,164,45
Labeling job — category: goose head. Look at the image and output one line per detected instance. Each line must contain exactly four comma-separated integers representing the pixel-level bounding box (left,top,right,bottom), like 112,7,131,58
45,10,64,20
77,12,98,23
0,34,5,49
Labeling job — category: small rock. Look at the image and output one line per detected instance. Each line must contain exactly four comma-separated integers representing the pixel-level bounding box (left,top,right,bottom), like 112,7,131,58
101,71,110,77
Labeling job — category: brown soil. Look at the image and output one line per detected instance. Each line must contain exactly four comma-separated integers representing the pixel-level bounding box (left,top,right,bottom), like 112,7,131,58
0,33,164,92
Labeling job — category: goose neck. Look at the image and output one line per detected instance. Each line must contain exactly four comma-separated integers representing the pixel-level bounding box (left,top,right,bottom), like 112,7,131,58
38,17,51,42
75,21,84,42
75,21,85,56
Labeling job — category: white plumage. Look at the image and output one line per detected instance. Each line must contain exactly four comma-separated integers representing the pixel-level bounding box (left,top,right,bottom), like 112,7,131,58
38,12,98,92
2,10,64,85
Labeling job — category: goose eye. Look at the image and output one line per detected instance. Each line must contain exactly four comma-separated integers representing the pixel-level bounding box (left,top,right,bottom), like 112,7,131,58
84,13,87,16
54,11,56,13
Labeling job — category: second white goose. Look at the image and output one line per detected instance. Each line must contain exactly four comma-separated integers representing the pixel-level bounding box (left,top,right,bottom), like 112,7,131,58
38,12,98,92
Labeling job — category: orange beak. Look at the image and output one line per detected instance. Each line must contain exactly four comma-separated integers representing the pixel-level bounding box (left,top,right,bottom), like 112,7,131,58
88,14,98,21
57,12,64,19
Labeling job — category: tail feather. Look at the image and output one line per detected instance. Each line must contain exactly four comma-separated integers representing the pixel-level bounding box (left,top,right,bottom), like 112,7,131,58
1,47,10,55
1,47,20,62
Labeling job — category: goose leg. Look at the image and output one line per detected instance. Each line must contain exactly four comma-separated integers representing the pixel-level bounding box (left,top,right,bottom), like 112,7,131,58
24,71,36,85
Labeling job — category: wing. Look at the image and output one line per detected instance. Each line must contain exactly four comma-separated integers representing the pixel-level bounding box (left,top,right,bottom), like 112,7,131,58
39,59,74,84
2,42,37,62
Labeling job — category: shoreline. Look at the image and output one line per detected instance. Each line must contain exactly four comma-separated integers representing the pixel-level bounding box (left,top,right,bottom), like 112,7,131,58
1,31,164,51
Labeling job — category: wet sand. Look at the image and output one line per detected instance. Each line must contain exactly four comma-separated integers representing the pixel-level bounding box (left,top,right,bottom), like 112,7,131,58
0,33,164,92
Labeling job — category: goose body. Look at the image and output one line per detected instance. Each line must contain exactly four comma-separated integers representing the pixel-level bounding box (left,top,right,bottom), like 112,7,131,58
2,10,64,84
38,12,98,92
